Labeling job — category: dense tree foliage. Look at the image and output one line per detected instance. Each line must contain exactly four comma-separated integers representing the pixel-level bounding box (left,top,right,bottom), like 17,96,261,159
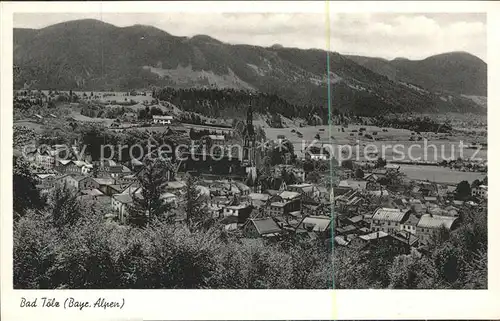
13,158,44,220
14,209,333,289
153,87,327,123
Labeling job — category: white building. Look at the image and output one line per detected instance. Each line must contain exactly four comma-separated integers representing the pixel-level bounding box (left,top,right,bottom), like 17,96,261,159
208,135,225,146
472,185,488,198
152,115,173,125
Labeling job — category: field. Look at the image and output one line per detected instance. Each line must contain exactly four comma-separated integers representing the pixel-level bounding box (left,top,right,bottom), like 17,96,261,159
32,90,156,104
399,164,486,185
263,124,488,162
13,120,44,133
70,112,115,126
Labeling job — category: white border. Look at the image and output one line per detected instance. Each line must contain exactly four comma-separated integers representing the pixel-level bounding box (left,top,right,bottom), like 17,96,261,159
1,1,500,320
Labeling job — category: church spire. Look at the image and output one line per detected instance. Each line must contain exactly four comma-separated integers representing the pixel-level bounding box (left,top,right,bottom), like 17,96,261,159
246,103,255,138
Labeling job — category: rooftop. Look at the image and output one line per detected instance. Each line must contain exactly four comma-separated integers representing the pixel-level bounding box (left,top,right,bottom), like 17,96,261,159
372,207,410,223
279,191,301,200
417,214,457,230
359,231,389,241
299,215,332,232
249,218,282,235
248,193,270,201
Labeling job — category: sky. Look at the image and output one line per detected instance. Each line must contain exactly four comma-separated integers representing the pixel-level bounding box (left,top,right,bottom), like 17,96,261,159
13,12,487,62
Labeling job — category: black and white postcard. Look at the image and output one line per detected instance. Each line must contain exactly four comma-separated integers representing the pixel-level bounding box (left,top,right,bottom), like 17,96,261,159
1,1,499,320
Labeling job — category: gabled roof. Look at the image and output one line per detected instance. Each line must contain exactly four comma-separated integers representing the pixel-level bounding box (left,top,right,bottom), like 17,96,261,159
279,191,301,200
248,218,282,235
113,193,134,204
372,207,410,223
81,189,104,196
299,215,332,232
73,160,88,167
348,215,364,224
234,181,250,192
417,214,457,230
270,202,287,208
339,180,367,190
248,193,270,201
384,164,401,170
153,115,173,120
208,135,225,140
368,189,389,197
358,231,389,241
93,178,115,185
391,231,419,246
36,173,56,179
57,159,72,166
167,181,186,189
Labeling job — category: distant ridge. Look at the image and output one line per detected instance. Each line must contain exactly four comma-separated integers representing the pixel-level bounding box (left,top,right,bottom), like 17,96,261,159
348,51,486,96
13,19,486,114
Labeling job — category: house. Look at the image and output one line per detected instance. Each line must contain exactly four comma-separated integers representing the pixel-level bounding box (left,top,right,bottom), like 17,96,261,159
61,175,100,191
34,148,56,169
423,196,439,204
408,198,427,214
54,159,73,173
335,224,357,236
208,135,225,146
222,204,253,223
307,153,328,161
443,205,460,217
109,165,133,179
111,185,176,223
472,185,487,198
287,183,320,199
335,189,363,212
400,213,420,235
334,234,357,246
130,158,144,171
267,201,291,217
209,195,233,207
370,207,411,234
72,160,93,175
418,182,437,197
233,181,251,196
346,215,370,229
92,178,115,193
296,215,333,238
80,188,105,197
112,193,135,223
242,218,282,238
160,192,177,207
350,231,389,248
35,173,57,186
339,179,367,190
152,115,173,125
334,186,353,196
363,173,381,183
372,168,388,176
384,164,401,172
105,183,131,196
207,203,225,218
248,193,270,208
390,231,420,253
416,214,459,245
367,189,389,197
265,191,301,216
340,169,354,180
60,160,88,175
279,190,301,202
166,180,187,192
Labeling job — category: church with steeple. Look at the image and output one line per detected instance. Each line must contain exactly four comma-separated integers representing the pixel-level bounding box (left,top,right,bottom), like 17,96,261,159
242,104,258,190
243,104,256,166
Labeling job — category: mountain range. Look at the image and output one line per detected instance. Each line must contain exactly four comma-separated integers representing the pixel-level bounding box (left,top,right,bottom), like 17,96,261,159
14,19,487,115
